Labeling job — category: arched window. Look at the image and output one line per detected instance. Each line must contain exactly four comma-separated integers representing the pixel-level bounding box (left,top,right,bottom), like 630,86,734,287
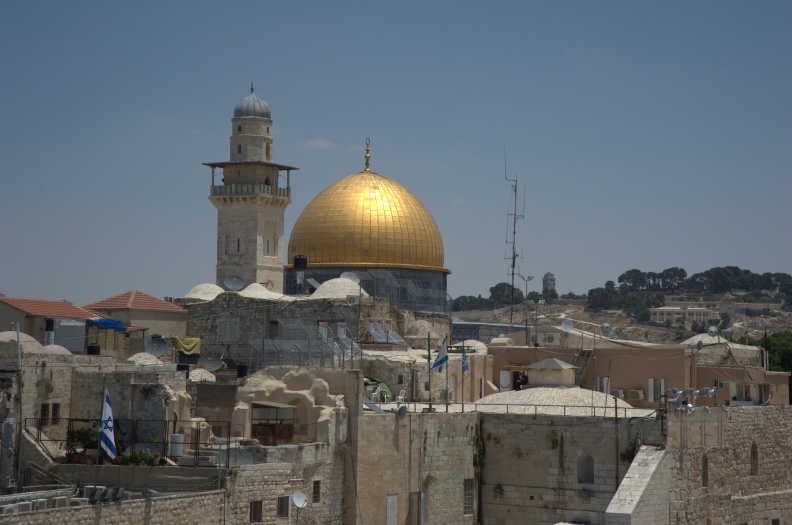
266,143,271,160
237,145,242,154
701,455,708,487
237,125,241,132
578,455,594,484
750,443,758,475
264,177,271,186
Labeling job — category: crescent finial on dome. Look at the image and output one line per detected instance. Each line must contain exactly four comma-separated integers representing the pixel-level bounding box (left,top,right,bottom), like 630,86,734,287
250,82,254,93
364,138,371,171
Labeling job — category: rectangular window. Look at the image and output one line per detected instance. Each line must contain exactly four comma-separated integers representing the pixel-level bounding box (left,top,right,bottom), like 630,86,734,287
386,494,398,525
219,320,239,341
463,478,474,515
597,376,610,394
40,404,49,426
313,480,321,503
277,496,289,517
409,492,421,525
51,403,60,425
648,378,664,403
249,501,262,522
713,378,724,390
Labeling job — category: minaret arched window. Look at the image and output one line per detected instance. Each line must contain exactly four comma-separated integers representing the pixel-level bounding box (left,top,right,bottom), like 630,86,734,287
238,145,242,154
238,125,241,132
264,177,271,186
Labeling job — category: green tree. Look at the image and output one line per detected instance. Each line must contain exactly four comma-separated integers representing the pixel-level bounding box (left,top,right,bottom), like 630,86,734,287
489,282,524,306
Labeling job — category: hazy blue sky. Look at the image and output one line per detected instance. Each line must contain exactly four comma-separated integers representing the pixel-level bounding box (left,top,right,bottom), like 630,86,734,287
1,2,790,306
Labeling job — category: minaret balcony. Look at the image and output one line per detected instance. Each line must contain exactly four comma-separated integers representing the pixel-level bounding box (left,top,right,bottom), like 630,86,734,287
210,183,290,199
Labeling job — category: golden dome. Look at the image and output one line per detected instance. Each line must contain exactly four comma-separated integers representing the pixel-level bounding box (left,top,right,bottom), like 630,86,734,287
288,170,447,272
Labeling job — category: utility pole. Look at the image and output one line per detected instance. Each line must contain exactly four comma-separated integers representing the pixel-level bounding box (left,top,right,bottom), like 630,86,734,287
504,149,523,334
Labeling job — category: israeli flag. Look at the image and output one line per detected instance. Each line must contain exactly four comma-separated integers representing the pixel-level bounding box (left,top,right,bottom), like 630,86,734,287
429,337,448,373
462,344,469,373
100,390,117,459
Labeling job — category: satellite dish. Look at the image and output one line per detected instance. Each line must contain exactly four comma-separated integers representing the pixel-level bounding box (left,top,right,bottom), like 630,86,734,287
561,320,573,333
224,275,246,291
721,327,733,337
667,396,684,410
197,354,223,372
340,272,360,284
145,336,168,358
600,323,611,335
707,326,719,336
291,491,308,509
391,406,407,419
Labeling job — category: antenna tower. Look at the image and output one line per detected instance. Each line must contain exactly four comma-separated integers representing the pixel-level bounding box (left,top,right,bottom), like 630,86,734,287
504,149,523,333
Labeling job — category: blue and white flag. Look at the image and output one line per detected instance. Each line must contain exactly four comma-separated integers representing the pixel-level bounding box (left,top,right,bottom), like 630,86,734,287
429,337,448,373
100,390,117,459
462,344,469,373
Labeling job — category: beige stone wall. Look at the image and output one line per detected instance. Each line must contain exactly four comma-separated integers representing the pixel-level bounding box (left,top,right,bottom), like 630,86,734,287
345,411,478,525
362,351,491,403
665,406,792,524
605,445,670,524
0,490,225,525
225,445,345,524
479,412,664,525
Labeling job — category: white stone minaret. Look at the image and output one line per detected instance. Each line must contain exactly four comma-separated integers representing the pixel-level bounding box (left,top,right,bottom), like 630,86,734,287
205,86,297,291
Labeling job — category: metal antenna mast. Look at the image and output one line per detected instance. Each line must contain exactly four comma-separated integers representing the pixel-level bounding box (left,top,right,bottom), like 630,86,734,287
504,148,523,333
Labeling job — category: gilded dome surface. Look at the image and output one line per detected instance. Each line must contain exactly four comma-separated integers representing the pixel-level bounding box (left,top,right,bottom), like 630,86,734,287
288,170,446,271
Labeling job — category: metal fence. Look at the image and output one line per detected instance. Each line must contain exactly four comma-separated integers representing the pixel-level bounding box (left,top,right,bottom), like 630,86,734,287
362,401,657,419
24,418,238,468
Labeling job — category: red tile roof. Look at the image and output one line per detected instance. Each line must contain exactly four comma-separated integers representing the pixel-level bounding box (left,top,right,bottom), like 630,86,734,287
0,297,100,319
83,290,186,313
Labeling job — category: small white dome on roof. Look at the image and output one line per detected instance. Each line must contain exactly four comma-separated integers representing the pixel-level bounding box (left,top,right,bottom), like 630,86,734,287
127,352,165,366
184,283,224,301
0,331,44,353
189,368,217,383
311,278,370,300
33,344,72,356
239,283,285,300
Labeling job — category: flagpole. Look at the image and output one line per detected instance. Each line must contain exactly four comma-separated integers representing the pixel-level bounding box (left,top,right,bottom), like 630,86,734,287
461,343,465,413
445,344,449,413
427,334,432,412
94,377,105,490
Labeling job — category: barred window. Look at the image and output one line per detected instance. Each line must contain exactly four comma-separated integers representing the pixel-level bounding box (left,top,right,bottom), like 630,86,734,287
40,404,49,427
313,480,321,503
249,501,262,522
277,496,289,517
463,478,474,515
51,403,60,425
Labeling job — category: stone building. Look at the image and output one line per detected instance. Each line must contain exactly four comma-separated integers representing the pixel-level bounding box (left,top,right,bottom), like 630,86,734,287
82,290,189,354
491,325,789,408
542,271,556,292
0,297,101,353
204,86,298,292
607,405,792,524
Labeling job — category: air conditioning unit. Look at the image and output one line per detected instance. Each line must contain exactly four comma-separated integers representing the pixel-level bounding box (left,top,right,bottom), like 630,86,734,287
546,334,555,344
346,295,360,305
629,389,645,401
610,389,624,399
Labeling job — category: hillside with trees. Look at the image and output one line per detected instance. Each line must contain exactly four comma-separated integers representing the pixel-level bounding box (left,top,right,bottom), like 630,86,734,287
586,266,792,320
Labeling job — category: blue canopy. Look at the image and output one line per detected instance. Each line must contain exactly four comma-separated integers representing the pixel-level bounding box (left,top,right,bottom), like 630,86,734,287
87,318,127,332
